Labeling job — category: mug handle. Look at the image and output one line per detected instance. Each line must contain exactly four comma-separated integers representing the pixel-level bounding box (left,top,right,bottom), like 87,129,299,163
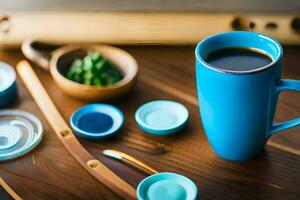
269,79,300,136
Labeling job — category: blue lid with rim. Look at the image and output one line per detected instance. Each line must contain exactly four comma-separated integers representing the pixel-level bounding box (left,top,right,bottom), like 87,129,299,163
137,172,198,200
135,100,189,135
0,62,17,107
70,104,124,140
0,110,43,161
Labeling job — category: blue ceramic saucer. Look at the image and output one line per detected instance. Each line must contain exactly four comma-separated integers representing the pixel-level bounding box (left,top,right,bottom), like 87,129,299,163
0,62,17,107
135,100,189,135
137,172,198,200
70,104,124,140
0,110,43,161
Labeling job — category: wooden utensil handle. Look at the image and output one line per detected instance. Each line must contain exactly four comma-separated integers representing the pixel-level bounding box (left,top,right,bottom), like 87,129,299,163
0,177,23,200
16,60,137,200
21,40,61,71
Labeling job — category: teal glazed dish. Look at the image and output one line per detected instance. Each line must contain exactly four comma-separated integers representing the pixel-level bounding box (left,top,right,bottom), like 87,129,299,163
0,62,17,107
137,172,198,200
135,100,189,135
70,104,124,140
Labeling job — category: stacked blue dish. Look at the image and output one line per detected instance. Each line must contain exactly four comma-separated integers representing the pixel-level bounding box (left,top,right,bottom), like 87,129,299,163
0,62,17,107
0,110,43,161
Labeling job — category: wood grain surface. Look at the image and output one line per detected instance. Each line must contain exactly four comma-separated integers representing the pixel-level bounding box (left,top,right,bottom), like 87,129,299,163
0,178,22,200
0,0,299,13
2,13,300,47
0,45,300,200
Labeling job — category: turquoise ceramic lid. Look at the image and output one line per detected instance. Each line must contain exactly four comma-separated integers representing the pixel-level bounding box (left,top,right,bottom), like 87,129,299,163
0,110,43,161
135,100,189,135
137,172,198,200
0,62,17,107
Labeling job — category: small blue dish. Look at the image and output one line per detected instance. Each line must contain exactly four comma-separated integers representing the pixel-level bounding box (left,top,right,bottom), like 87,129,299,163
0,62,17,107
137,172,198,200
70,104,124,140
135,100,189,135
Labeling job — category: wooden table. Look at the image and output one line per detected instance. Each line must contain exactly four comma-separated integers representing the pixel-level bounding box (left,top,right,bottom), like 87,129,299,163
0,45,299,200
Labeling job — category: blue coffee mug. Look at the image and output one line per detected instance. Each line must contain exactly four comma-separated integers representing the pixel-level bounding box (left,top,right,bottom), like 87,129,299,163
195,31,300,161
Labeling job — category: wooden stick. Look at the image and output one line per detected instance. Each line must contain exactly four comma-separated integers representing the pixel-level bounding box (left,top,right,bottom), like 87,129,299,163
0,177,23,200
16,60,137,200
103,149,159,175
1,12,300,47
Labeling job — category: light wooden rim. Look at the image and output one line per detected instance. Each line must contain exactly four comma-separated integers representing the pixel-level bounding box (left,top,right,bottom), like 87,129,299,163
50,44,139,91
0,177,22,200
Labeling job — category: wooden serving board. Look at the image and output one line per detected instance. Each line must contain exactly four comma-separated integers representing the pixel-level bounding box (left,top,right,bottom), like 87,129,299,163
0,45,299,199
0,12,300,47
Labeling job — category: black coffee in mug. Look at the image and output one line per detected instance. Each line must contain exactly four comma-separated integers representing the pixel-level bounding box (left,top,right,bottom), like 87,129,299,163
205,48,273,71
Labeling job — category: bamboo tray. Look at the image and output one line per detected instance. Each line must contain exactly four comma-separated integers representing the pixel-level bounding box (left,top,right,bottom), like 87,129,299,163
0,12,300,47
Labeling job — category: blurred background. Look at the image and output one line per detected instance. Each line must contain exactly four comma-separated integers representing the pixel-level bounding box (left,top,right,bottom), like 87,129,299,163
0,0,300,47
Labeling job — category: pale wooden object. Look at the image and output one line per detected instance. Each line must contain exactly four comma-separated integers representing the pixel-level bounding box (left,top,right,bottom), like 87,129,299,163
1,12,300,47
16,60,137,200
0,177,23,200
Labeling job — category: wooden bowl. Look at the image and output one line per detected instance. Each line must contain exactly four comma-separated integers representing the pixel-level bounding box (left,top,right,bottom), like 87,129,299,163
49,45,138,100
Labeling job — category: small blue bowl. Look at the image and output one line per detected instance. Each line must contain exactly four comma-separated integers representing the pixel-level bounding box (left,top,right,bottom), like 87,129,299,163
70,104,124,140
137,172,198,200
0,62,17,107
135,100,189,135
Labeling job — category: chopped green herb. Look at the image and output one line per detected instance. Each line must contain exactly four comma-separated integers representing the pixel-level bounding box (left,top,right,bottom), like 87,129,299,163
66,51,123,87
